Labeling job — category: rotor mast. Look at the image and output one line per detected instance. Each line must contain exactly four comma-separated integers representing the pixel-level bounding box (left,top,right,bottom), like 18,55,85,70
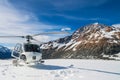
26,35,33,43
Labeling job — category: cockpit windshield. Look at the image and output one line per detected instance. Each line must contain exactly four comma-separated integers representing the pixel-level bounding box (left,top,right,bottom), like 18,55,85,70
24,44,40,52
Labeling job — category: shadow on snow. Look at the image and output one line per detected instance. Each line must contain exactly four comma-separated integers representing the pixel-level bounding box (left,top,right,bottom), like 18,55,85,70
77,67,120,76
28,64,67,70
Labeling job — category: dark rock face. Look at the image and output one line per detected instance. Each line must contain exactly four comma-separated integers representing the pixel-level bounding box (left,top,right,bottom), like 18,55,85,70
0,45,11,59
41,23,120,59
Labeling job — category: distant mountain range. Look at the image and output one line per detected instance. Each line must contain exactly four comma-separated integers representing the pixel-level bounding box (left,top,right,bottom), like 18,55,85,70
0,45,11,59
41,23,120,60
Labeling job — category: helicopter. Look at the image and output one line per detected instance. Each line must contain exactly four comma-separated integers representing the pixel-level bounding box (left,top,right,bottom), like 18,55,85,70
0,31,69,66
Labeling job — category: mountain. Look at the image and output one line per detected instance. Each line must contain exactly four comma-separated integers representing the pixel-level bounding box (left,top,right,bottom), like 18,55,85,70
0,45,11,59
41,23,120,60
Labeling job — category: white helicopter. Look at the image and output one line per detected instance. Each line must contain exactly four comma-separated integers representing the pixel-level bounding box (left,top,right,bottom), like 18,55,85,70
0,31,68,66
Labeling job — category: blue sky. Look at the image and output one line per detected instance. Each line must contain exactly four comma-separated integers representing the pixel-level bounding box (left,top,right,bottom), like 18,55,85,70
0,0,120,48
9,0,120,29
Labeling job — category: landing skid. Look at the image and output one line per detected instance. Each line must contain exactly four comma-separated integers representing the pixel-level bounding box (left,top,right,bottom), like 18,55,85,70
12,59,19,66
40,60,44,63
12,59,45,66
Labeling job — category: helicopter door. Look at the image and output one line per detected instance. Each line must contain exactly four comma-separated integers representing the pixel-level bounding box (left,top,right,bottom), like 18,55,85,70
12,43,22,58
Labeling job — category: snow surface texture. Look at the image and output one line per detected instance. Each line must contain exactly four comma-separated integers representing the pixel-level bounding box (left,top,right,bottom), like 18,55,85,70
0,59,120,80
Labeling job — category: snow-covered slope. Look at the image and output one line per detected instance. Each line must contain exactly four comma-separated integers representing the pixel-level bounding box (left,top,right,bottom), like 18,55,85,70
41,23,120,59
0,45,11,59
112,24,120,28
0,59,120,80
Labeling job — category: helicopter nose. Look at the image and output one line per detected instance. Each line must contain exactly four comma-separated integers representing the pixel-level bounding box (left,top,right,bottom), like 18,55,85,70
32,56,36,60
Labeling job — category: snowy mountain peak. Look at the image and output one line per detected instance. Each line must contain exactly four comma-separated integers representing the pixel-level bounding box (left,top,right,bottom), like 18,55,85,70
85,23,107,29
41,23,120,59
72,23,113,41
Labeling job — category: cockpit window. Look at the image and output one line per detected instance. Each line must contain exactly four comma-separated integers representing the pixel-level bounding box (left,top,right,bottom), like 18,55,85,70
24,44,40,52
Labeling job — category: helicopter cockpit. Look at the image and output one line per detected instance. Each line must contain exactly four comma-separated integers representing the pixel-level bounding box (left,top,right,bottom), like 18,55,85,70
24,43,40,53
12,43,41,58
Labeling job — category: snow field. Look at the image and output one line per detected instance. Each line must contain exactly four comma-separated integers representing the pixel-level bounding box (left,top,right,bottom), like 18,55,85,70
0,59,120,80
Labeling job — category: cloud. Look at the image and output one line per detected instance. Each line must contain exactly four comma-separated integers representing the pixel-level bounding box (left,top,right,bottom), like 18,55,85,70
40,13,108,21
0,0,68,48
0,0,55,35
61,27,71,31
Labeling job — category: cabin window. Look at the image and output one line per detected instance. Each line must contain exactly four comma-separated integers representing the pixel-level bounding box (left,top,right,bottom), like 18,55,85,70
24,44,40,52
13,43,22,57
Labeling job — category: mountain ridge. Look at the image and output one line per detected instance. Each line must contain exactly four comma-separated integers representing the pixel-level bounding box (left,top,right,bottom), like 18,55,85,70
0,45,11,59
41,23,120,60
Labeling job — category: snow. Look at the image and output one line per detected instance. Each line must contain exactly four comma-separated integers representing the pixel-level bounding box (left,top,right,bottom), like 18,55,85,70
116,53,120,57
40,44,49,49
89,33,100,40
112,24,120,28
57,43,65,50
65,41,81,51
108,40,118,44
100,28,119,39
52,42,59,48
72,48,76,51
100,29,112,38
0,59,120,80
93,22,99,25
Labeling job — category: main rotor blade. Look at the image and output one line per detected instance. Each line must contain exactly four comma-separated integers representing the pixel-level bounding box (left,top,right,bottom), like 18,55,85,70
0,36,25,38
32,31,69,37
31,38,44,44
